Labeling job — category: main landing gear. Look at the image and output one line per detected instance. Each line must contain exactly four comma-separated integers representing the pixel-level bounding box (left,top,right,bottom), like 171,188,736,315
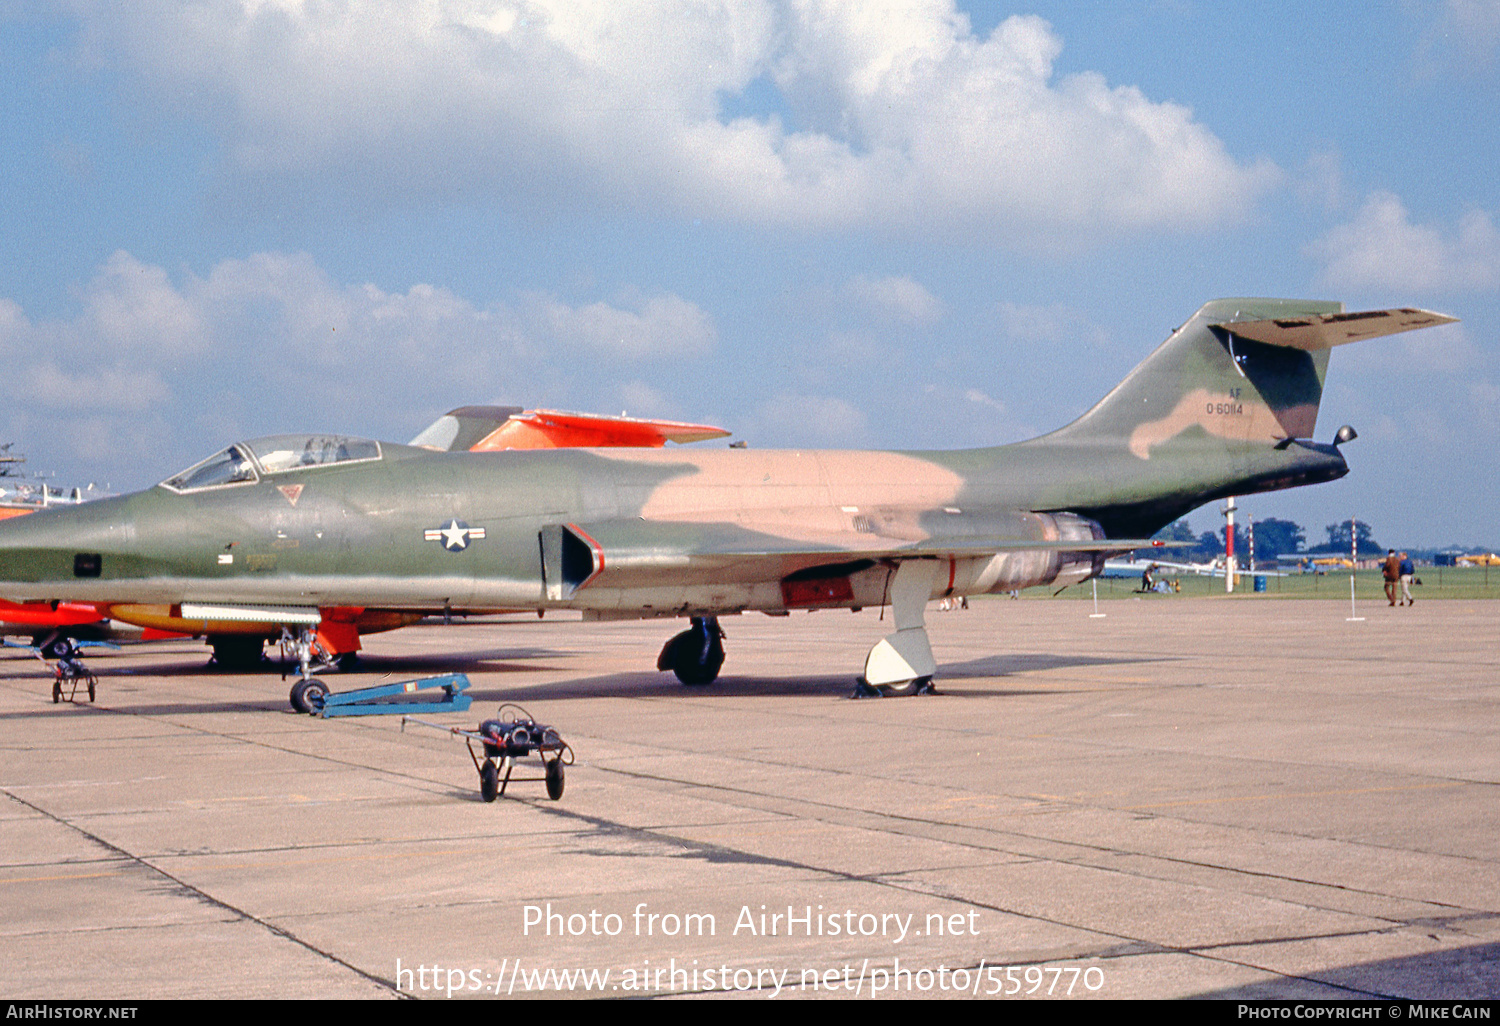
209,635,268,671
657,616,725,685
853,560,941,699
653,564,946,697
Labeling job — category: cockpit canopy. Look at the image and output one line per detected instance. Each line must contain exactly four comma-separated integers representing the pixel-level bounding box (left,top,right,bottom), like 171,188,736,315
161,435,381,492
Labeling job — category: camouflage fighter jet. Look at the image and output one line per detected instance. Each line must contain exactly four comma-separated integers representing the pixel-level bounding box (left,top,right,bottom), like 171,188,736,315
0,299,1455,710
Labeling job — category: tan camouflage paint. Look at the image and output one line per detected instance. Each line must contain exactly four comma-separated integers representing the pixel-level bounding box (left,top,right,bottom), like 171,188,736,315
611,449,968,538
1128,389,1320,459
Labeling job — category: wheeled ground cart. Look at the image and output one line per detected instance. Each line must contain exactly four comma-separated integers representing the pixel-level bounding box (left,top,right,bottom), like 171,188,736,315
51,654,96,704
403,704,573,802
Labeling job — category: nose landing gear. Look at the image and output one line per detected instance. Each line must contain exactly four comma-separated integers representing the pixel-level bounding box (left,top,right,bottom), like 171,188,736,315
282,627,336,713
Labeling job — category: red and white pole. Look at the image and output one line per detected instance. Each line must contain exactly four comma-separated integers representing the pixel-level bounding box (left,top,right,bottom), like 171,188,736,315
1224,497,1236,594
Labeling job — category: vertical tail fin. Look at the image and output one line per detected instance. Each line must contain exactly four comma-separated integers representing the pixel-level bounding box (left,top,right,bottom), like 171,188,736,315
1023,299,1456,537
1048,299,1455,457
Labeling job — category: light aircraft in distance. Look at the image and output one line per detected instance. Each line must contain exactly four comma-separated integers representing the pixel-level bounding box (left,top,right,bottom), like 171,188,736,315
1455,553,1500,567
1304,556,1356,571
0,443,102,520
0,299,1455,709
1100,556,1287,580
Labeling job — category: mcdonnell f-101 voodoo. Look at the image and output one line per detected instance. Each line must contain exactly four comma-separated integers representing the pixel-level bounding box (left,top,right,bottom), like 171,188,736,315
0,299,1455,710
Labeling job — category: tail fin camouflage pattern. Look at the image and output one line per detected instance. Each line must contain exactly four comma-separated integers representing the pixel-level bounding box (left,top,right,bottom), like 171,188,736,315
1009,299,1456,537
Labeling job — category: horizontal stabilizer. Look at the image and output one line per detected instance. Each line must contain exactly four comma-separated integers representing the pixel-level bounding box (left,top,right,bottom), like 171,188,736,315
1213,308,1457,350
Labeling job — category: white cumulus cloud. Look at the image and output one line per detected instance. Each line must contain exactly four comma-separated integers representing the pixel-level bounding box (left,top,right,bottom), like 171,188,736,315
62,0,1277,243
749,392,869,445
1445,0,1500,58
1310,191,1500,292
72,251,209,357
845,274,943,323
28,363,172,414
996,301,1111,348
0,249,716,482
526,292,717,360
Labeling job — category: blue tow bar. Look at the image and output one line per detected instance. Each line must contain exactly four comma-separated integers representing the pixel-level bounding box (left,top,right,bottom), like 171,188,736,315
316,673,473,717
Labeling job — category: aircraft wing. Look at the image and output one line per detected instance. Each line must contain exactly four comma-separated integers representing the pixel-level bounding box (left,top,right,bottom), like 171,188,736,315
1213,308,1457,350
542,517,1165,597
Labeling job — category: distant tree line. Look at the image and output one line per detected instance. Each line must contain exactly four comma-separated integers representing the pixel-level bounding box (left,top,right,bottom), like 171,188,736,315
1149,517,1384,564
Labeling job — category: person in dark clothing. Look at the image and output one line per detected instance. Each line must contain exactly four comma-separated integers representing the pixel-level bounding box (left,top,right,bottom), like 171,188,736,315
1383,549,1400,606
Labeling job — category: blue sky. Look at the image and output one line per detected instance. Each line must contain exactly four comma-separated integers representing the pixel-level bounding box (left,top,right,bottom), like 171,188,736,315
2,1,1496,549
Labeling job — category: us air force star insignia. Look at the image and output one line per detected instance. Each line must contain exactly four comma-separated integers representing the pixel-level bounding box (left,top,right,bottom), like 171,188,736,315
423,519,486,551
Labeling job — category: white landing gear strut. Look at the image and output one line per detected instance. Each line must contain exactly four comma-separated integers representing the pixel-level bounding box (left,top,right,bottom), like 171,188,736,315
855,559,940,698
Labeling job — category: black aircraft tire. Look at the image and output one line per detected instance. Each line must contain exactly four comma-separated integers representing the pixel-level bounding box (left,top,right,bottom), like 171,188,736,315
880,676,936,697
675,655,722,686
52,680,61,704
87,677,96,702
656,631,684,672
304,678,328,713
480,761,500,803
545,758,565,800
660,618,725,686
289,678,329,714
667,627,724,686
